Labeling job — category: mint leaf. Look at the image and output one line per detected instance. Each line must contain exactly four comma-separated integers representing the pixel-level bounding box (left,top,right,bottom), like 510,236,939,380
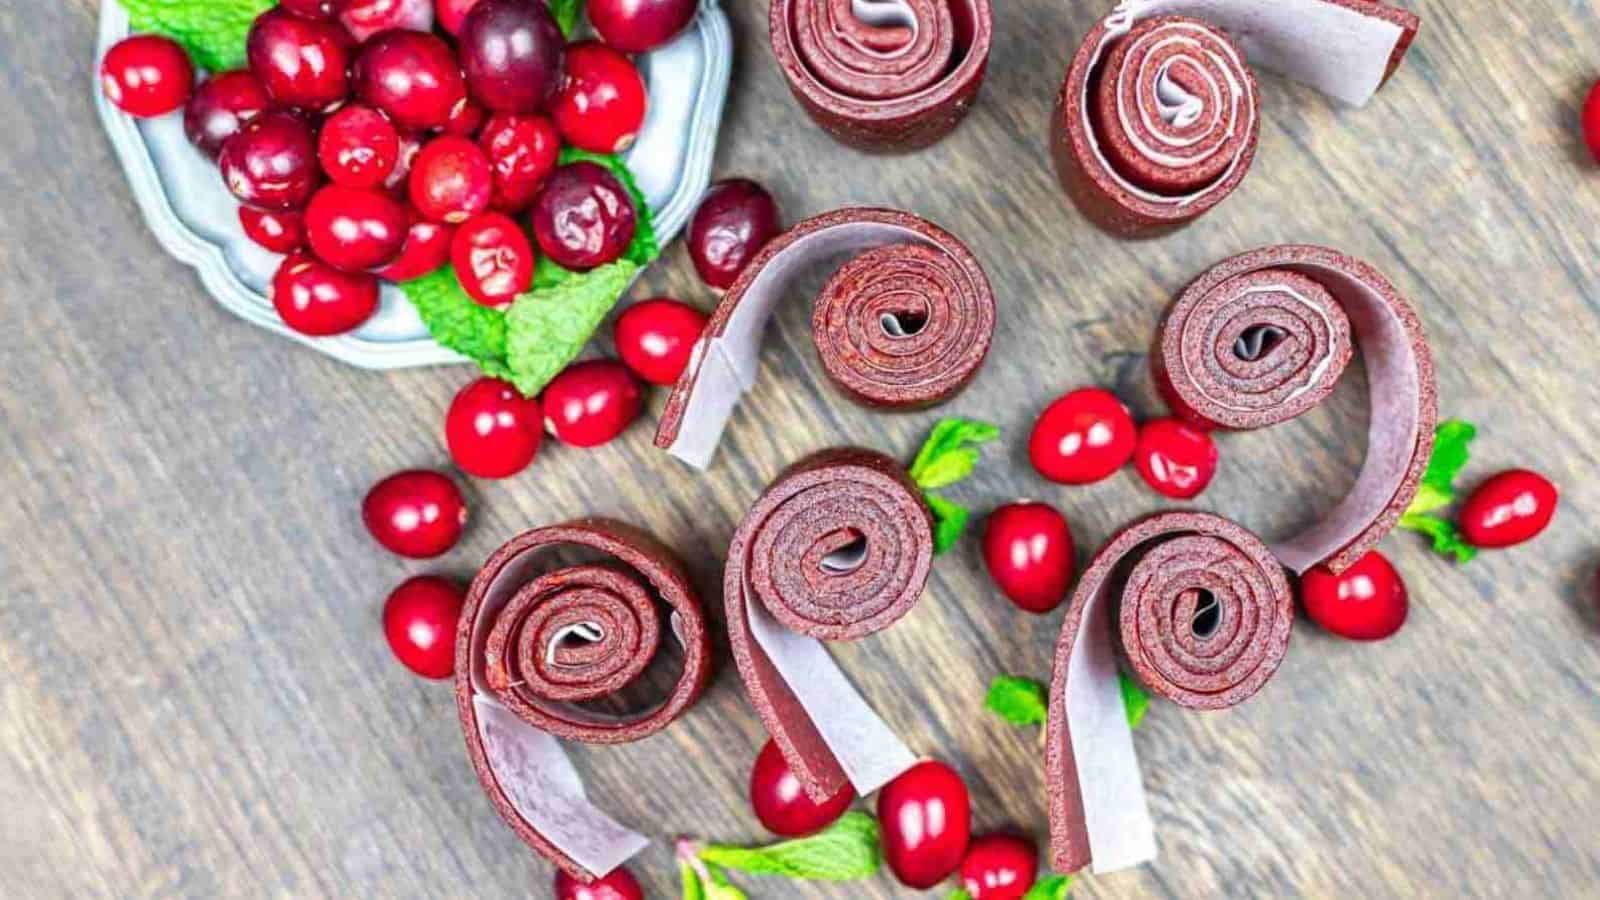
1119,673,1151,729
948,889,975,900
699,812,880,881
926,492,970,555
909,418,1000,489
680,859,706,900
1023,873,1075,900
701,864,749,900
1398,419,1480,563
986,675,1049,726
119,0,271,71
533,253,576,291
1398,511,1478,564
1417,419,1477,499
505,260,638,395
402,266,512,379
546,0,583,36
558,148,661,267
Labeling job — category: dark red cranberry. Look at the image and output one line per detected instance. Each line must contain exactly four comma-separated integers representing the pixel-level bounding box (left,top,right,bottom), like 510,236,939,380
687,179,781,289
278,0,344,21
442,98,487,137
246,8,352,111
101,35,195,118
304,185,409,271
446,377,543,478
1133,417,1219,499
383,575,464,679
479,113,560,212
982,502,1075,614
374,213,455,281
1028,387,1137,485
340,0,436,42
438,0,487,35
318,104,400,189
1301,550,1408,641
552,866,643,900
220,111,321,211
587,0,697,53
1458,469,1559,548
409,135,494,223
877,760,971,890
530,162,637,270
748,738,855,837
239,206,306,254
613,298,706,386
184,70,271,158
552,42,648,154
458,0,565,114
271,252,379,335
542,360,642,448
451,213,534,307
362,470,467,558
353,31,468,132
958,834,1039,900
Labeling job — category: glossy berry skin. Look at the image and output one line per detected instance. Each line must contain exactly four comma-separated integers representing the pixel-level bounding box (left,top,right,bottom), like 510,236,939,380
530,162,638,270
1458,469,1559,549
101,35,195,118
340,0,435,42
184,70,271,158
959,834,1039,900
220,111,321,210
246,8,352,111
1028,387,1137,485
353,31,468,132
877,760,971,890
442,98,487,137
552,867,644,900
451,213,535,307
439,0,488,35
1133,417,1219,499
304,185,410,271
279,0,343,20
687,179,781,289
362,470,467,559
383,576,464,679
271,252,379,335
542,361,642,448
553,42,649,154
374,214,455,281
1301,550,1408,641
318,104,400,189
239,206,306,254
748,738,855,837
480,114,561,212
613,298,706,386
1584,81,1600,164
587,0,697,53
982,502,1075,614
459,0,566,114
446,377,544,478
409,136,494,224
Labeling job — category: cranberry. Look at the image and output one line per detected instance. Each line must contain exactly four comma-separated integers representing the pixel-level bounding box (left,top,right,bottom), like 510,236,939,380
220,111,321,210
184,70,271,158
1028,387,1137,485
246,8,352,111
479,114,561,212
439,0,488,35
446,377,544,478
279,0,344,20
613,298,706,386
101,35,195,118
877,760,971,890
552,867,643,900
409,136,494,223
687,179,781,289
353,31,468,132
271,252,379,335
459,0,565,114
1301,550,1408,641
748,738,855,837
587,0,697,53
530,162,637,270
442,98,487,137
318,104,400,189
362,470,467,558
1133,417,1219,499
374,214,455,281
304,185,409,271
383,575,464,679
1584,81,1600,164
340,0,435,42
959,834,1039,900
385,130,425,195
1458,469,1559,548
981,501,1075,614
552,42,648,154
239,206,306,253
542,360,642,448
451,213,535,307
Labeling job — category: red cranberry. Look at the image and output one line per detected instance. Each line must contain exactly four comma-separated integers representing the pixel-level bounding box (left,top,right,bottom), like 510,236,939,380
442,98,487,137
271,252,379,335
383,575,464,679
552,42,648,154
687,179,781,289
542,360,642,448
1133,417,1219,499
220,111,321,211
239,206,306,253
318,104,400,189
479,113,561,212
446,377,544,478
451,213,534,307
279,0,344,19
587,0,697,53
981,502,1075,615
530,162,637,270
340,0,435,42
384,130,425,195
304,185,410,271
1028,387,1137,485
959,834,1039,900
613,298,706,386
439,0,488,35
246,8,352,111
552,866,643,900
1301,550,1408,641
877,760,971,890
459,0,565,114
1584,80,1600,164
354,31,468,132
748,738,855,837
362,470,467,558
184,70,270,158
101,35,195,118
410,136,494,224
374,213,455,281
1458,469,1559,548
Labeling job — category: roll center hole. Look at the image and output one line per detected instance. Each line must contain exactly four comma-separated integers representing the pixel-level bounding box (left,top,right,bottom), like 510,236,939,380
820,530,869,574
1190,590,1221,639
881,310,928,338
1233,325,1287,361
557,622,604,648
852,0,917,32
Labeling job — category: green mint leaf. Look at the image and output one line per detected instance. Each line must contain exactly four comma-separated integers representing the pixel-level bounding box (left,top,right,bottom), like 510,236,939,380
986,675,1049,727
909,418,1000,489
926,492,970,555
699,812,880,881
558,148,661,267
546,0,583,36
402,266,512,379
1023,873,1075,900
533,253,576,291
1406,482,1455,517
1119,673,1151,729
680,859,706,900
1398,511,1478,564
119,0,271,71
1416,419,1478,500
702,863,749,900
948,889,975,900
505,260,638,396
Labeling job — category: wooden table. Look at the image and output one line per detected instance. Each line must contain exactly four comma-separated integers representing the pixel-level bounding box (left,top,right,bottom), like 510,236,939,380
4,1,1599,897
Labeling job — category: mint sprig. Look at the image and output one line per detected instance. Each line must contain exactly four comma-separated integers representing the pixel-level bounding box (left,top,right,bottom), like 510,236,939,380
546,0,583,36
697,812,881,881
985,673,1149,729
1396,419,1479,563
505,259,638,395
401,266,513,378
119,0,271,71
908,418,999,554
1024,873,1077,899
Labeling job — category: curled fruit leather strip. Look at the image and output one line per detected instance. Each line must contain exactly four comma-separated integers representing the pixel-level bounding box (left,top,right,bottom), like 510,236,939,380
769,0,994,151
655,207,995,470
454,519,711,882
724,448,931,801
1052,0,1420,235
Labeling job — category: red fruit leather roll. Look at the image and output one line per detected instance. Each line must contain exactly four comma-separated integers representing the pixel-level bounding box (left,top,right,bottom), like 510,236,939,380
1052,0,1420,236
770,0,994,151
655,207,995,470
724,448,931,801
454,519,711,883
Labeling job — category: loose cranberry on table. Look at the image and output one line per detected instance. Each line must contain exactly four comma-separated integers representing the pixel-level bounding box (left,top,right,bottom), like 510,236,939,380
480,114,561,213
410,136,494,224
239,207,306,254
101,34,195,118
451,213,535,307
304,185,410,272
183,70,270,158
382,575,464,680
553,42,649,155
438,0,487,35
362,470,467,559
1300,550,1408,641
982,501,1075,615
748,738,855,837
220,110,321,211
353,30,468,132
271,252,380,335
1133,417,1219,499
687,179,781,289
374,214,455,281
1458,469,1559,549
1582,80,1600,164
1028,387,1137,485
459,0,566,115
588,0,698,53
530,162,638,270
317,105,400,189
613,298,707,386
543,360,643,448
340,0,436,42
959,833,1040,900
246,8,352,112
877,760,971,890
552,866,643,900
446,377,544,478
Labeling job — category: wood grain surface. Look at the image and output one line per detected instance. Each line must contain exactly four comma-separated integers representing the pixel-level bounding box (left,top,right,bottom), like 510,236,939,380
3,1,1599,897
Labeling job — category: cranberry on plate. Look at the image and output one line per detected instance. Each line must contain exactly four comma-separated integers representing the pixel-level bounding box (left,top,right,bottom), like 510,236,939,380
340,0,436,43
1458,469,1559,549
383,575,464,679
479,114,561,213
530,162,638,270
687,179,781,289
446,377,544,478
409,136,494,224
458,0,566,115
959,833,1040,900
304,185,410,272
552,42,648,154
542,360,642,448
246,8,352,111
748,738,855,837
1300,550,1408,641
1028,387,1137,485
220,110,321,211
362,470,467,558
101,34,195,118
375,214,455,281
1133,417,1219,499
184,70,271,158
613,298,707,386
588,0,698,53
271,252,379,336
450,213,535,307
552,866,643,900
353,30,468,132
318,104,401,189
982,501,1075,614
239,207,306,254
877,760,971,889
